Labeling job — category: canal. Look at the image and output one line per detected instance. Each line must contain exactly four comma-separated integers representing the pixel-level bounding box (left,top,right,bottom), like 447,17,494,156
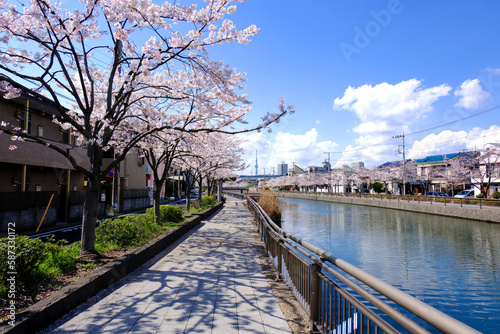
278,197,500,334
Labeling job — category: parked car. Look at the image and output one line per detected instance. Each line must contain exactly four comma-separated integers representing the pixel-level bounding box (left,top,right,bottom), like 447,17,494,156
454,189,475,198
426,191,450,197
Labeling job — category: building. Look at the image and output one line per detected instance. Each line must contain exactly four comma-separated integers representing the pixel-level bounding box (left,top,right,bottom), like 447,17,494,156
0,76,89,232
277,162,288,176
330,167,353,193
352,161,365,170
307,161,331,173
472,144,500,197
415,152,478,194
289,164,305,176
0,76,150,232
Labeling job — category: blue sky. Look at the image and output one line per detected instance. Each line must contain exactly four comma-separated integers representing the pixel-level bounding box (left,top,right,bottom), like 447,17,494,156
210,0,500,175
2,0,499,176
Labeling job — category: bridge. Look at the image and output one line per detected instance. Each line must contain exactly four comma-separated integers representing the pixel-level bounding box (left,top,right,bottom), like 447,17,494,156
236,174,282,181
222,186,248,193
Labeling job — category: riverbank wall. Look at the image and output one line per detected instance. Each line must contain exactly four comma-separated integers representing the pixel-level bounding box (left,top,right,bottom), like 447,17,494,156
280,192,500,224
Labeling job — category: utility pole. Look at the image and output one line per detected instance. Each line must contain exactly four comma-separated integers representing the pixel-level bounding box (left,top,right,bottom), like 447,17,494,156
393,131,406,196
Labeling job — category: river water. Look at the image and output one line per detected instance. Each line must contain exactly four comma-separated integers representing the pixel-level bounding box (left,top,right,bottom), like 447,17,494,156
278,197,500,333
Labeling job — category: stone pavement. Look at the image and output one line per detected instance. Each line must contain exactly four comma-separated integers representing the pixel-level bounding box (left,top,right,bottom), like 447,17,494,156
41,197,292,334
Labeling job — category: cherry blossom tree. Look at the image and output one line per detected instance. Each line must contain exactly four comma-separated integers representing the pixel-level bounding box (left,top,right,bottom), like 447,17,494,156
0,0,293,256
393,161,417,195
470,150,500,198
442,155,474,196
178,131,245,210
141,132,184,224
371,168,392,194
419,164,445,194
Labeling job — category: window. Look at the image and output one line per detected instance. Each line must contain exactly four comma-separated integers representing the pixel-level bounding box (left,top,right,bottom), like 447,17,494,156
19,112,32,134
61,129,69,144
486,164,499,178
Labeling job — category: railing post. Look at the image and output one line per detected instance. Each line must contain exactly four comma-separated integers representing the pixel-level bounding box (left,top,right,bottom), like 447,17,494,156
277,239,284,280
310,262,321,333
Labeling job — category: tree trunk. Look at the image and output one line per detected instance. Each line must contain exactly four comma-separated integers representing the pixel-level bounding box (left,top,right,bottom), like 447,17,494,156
153,179,163,225
185,173,192,212
80,176,101,257
198,175,203,201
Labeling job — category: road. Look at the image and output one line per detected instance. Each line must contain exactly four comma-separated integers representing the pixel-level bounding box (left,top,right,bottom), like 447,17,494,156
29,198,189,243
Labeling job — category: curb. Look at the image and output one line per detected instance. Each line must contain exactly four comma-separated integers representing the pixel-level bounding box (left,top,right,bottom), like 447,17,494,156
0,202,223,334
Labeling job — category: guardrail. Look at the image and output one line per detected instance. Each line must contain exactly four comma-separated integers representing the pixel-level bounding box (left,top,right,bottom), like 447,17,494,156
244,195,482,334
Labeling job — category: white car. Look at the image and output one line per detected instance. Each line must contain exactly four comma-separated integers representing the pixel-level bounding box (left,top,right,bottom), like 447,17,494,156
454,189,475,198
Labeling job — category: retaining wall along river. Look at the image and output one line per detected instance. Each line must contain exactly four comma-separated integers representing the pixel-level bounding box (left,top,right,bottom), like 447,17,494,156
279,192,500,223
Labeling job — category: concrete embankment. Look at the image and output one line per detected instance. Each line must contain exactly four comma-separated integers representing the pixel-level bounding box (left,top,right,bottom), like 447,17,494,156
280,192,500,224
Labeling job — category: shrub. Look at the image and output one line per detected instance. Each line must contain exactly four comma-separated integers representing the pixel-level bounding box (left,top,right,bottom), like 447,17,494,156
492,191,500,199
0,235,47,299
372,182,384,193
200,195,215,208
96,214,162,249
476,193,485,198
160,205,183,222
146,205,183,223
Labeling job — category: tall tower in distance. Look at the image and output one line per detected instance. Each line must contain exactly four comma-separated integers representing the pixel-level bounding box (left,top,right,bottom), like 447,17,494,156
255,150,258,176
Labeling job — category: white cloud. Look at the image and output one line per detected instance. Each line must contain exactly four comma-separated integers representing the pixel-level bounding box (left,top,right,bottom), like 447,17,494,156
484,68,500,75
334,134,394,168
237,129,338,174
237,132,270,175
315,119,321,125
408,125,500,159
454,79,490,109
333,79,451,135
407,130,469,158
332,79,451,168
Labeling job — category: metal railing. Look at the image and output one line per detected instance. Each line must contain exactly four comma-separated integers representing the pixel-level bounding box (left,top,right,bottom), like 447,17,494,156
245,195,482,334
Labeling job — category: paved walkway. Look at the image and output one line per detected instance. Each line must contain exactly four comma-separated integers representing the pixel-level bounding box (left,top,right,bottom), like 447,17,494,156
42,198,292,334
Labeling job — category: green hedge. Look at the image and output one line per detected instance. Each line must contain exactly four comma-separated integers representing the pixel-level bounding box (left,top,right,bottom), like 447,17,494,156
146,205,183,223
96,214,163,249
201,195,215,208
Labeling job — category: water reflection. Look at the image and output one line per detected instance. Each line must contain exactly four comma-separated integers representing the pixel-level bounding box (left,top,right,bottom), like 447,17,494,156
279,197,500,333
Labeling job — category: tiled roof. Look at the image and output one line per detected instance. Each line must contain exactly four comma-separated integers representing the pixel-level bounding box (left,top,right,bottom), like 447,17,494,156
377,159,411,168
415,153,459,163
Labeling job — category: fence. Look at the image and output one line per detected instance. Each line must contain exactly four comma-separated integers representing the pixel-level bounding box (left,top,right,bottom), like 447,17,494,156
245,195,481,334
0,191,57,212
